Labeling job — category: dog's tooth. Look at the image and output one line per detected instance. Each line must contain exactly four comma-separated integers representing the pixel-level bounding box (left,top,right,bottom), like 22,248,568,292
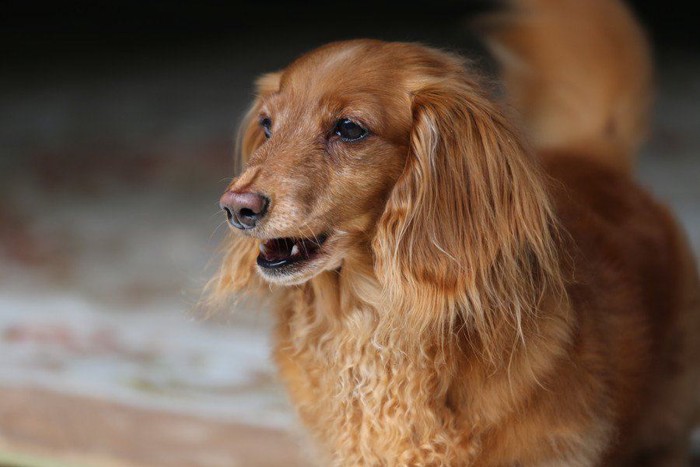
290,244,300,256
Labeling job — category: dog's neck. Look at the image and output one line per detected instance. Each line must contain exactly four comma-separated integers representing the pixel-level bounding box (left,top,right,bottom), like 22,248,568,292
304,248,573,372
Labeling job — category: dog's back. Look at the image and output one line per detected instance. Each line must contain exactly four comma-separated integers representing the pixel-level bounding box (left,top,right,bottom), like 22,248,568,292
483,0,700,464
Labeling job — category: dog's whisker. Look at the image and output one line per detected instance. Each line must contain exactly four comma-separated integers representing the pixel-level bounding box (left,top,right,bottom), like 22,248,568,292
209,220,229,240
207,209,225,221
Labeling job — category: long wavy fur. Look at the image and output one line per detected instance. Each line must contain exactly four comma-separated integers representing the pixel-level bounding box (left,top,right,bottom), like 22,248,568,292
372,57,565,362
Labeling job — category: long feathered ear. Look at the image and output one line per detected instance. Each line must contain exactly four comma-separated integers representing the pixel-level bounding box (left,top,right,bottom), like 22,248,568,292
372,71,564,355
206,72,282,305
236,71,283,171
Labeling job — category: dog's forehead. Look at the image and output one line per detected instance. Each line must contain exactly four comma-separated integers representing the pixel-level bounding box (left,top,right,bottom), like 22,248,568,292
281,41,402,96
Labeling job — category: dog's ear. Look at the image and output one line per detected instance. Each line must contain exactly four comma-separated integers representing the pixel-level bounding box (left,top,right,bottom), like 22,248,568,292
207,72,282,304
205,234,267,305
236,71,282,172
372,72,563,349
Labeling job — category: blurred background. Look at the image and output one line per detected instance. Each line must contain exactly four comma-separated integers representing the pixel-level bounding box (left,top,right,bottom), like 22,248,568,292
0,1,698,466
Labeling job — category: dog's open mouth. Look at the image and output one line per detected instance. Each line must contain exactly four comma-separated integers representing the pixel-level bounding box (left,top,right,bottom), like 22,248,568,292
257,234,329,270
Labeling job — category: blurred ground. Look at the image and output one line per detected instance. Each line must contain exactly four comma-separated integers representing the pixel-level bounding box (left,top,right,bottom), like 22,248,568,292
0,387,305,467
0,6,698,466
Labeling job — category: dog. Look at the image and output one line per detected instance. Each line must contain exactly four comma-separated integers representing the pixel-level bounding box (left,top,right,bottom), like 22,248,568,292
211,0,700,464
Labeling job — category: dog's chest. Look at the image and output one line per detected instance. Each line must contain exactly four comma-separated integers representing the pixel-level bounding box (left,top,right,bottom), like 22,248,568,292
272,295,477,465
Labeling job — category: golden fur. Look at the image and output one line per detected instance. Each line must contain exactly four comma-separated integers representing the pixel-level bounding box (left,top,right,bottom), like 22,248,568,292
210,0,700,464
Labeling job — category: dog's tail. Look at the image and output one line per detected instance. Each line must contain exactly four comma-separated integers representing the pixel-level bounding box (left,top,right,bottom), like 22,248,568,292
478,0,653,172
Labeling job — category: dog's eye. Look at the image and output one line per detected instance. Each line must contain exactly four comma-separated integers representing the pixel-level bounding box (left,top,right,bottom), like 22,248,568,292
260,117,272,139
334,119,368,142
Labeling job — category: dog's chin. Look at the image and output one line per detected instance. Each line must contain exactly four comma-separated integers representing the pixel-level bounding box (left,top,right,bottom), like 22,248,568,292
255,233,340,286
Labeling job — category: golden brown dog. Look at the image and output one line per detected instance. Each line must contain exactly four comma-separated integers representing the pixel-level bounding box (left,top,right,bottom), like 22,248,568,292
211,0,700,464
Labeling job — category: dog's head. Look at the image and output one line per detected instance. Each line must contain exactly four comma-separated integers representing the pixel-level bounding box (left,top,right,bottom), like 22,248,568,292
220,41,412,285
215,40,560,332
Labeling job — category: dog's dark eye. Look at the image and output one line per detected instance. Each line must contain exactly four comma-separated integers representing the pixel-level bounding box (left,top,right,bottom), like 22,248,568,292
334,119,368,142
260,117,272,139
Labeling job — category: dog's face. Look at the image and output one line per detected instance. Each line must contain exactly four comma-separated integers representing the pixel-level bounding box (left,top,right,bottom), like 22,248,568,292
221,41,413,285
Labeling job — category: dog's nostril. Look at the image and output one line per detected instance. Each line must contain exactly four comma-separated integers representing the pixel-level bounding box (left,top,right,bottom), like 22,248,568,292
239,207,256,219
219,191,268,230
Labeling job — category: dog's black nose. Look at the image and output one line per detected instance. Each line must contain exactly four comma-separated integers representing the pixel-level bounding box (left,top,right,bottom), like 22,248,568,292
220,191,269,230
